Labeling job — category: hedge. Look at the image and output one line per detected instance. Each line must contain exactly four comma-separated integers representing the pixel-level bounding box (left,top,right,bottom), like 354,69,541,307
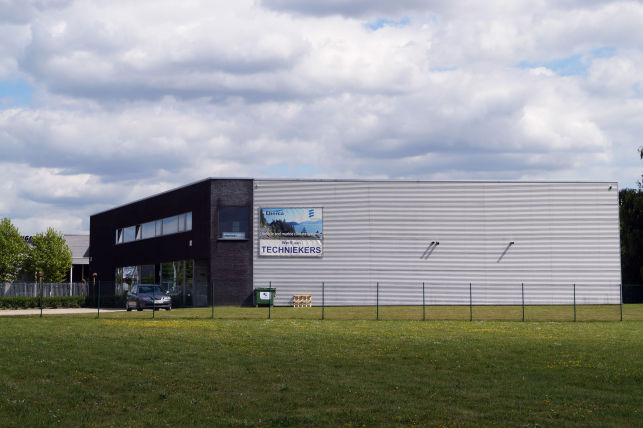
0,296,87,309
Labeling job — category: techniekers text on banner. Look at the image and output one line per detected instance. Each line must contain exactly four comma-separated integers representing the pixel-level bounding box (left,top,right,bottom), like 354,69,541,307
259,239,323,257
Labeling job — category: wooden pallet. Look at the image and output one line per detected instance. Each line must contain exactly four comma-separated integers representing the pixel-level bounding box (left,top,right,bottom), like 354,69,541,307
293,294,312,307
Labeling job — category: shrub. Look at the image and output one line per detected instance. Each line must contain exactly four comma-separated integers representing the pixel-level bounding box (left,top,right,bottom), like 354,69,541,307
0,296,87,309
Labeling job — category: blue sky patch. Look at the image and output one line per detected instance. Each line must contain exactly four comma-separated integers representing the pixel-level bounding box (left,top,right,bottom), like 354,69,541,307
0,79,34,108
633,83,642,99
517,46,616,77
365,16,410,31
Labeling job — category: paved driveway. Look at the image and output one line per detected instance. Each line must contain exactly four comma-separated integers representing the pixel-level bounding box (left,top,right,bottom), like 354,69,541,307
0,308,123,316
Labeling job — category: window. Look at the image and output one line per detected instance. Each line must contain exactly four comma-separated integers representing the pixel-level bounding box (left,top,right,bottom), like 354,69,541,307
219,207,249,239
162,216,179,235
178,214,186,232
160,259,194,305
115,212,192,244
115,265,140,294
116,265,155,295
141,221,155,239
141,264,155,283
123,226,137,243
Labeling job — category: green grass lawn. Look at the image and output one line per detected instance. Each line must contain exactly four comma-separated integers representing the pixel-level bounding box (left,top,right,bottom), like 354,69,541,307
1,310,641,427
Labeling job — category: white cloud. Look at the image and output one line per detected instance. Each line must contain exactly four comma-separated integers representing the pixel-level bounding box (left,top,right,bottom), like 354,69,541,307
586,50,643,96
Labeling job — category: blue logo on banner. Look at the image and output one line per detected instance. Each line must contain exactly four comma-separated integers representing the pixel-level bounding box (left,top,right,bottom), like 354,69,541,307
308,209,314,218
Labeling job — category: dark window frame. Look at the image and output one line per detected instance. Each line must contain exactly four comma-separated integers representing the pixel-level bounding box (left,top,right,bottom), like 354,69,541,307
218,206,250,240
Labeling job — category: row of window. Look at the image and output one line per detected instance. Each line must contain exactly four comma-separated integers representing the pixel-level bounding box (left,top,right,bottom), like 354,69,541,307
115,212,192,244
115,260,193,296
114,207,250,245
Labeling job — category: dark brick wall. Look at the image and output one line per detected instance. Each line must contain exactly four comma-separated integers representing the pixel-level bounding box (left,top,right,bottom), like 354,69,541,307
210,179,254,306
89,178,254,306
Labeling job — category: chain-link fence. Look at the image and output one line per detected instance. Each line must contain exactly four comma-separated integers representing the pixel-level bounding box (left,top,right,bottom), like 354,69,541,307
243,281,641,322
3,281,641,321
1,282,89,297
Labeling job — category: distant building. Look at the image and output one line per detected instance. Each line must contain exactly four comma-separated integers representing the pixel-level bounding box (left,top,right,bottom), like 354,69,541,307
65,234,90,283
21,234,89,283
90,178,622,307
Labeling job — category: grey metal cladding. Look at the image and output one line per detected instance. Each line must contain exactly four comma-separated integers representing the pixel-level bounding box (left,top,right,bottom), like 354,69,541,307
253,181,621,306
65,234,90,263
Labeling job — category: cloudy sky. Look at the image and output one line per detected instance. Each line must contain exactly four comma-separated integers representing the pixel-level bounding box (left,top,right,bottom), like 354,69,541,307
1,0,642,234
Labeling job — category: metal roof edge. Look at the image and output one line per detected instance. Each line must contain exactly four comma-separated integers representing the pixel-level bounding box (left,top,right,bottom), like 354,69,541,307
253,178,618,184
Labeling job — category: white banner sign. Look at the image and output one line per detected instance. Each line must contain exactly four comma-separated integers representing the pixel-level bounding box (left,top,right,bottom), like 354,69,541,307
259,239,323,257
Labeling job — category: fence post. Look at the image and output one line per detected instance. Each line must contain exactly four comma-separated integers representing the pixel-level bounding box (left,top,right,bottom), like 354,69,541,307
619,283,623,322
39,271,43,318
211,280,215,319
153,284,156,319
321,281,325,320
92,273,97,309
521,282,525,322
376,282,379,321
422,282,426,321
268,281,271,320
573,283,576,322
97,280,101,318
469,282,472,322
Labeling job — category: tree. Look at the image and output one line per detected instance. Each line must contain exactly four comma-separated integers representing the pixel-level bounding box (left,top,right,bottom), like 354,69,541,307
619,188,643,284
0,218,30,283
24,228,72,283
619,147,643,303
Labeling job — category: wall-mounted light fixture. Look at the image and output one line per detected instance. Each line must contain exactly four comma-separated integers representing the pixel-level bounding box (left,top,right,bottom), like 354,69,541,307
421,241,439,259
509,241,515,245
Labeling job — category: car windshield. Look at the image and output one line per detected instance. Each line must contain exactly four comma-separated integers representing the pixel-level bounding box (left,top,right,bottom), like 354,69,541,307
138,285,161,294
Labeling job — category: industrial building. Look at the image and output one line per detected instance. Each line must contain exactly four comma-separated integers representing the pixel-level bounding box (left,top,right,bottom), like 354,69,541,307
89,178,622,306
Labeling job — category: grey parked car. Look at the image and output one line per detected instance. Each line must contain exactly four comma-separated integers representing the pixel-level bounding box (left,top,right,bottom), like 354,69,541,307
126,284,172,311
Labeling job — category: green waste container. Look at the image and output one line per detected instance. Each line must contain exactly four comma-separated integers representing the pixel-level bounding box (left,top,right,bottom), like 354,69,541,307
254,288,276,307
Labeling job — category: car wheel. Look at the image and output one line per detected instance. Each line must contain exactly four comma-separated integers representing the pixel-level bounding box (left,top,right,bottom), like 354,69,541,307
126,302,132,312
136,303,143,311
165,306,171,311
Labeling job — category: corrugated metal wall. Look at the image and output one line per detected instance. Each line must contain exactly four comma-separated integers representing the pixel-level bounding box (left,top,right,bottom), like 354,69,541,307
253,181,621,306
